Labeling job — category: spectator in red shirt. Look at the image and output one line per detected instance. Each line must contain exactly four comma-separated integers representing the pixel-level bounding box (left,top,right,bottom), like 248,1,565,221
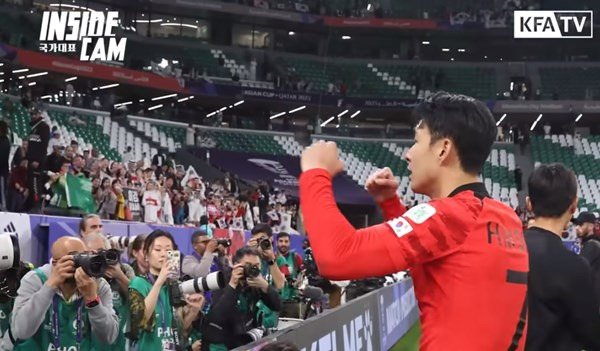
299,92,528,351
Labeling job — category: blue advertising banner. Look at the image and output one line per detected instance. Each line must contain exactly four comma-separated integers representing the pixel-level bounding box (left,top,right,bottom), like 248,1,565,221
378,279,419,351
198,148,373,205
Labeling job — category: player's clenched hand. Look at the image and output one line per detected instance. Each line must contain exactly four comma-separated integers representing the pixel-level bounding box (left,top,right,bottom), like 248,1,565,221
301,141,345,177
366,167,399,203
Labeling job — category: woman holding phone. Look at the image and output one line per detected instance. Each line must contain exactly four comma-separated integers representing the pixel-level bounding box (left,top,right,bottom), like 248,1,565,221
129,230,205,350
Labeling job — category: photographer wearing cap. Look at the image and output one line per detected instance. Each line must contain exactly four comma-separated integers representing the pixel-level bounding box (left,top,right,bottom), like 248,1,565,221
524,164,600,351
202,247,281,350
84,233,135,349
575,211,600,296
11,236,118,350
182,231,229,280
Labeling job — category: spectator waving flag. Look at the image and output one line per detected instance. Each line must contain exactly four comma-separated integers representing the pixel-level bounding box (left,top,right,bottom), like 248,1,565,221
64,174,96,214
181,165,199,187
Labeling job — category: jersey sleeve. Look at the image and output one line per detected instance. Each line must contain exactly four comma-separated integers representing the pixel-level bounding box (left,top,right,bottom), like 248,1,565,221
378,196,408,221
299,169,482,280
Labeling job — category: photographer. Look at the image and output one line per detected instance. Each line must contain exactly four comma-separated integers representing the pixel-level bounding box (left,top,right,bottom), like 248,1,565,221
0,261,34,351
128,230,205,350
202,247,281,350
247,224,285,290
182,231,228,281
275,233,304,318
11,236,119,349
84,233,135,349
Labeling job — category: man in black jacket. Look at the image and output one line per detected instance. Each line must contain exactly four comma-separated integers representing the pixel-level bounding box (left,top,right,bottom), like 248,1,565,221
525,163,600,351
576,211,600,296
203,246,281,350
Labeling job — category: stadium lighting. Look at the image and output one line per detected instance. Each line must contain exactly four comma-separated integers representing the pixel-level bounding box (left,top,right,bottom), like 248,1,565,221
350,110,361,118
41,95,51,99
530,114,543,131
233,100,245,106
177,97,190,102
288,105,306,114
321,116,335,127
575,114,583,122
26,72,48,78
98,83,119,90
450,58,455,61
152,93,177,101
367,3,372,10
133,19,163,23
148,104,163,111
206,111,217,118
114,101,132,107
12,68,29,74
289,31,296,36
139,99,145,102
496,114,507,126
28,82,36,86
228,105,233,108
270,111,286,120
422,41,430,45
442,48,450,52
342,35,351,40
218,107,228,112
458,49,466,52
337,109,349,117
161,23,199,29
65,77,78,82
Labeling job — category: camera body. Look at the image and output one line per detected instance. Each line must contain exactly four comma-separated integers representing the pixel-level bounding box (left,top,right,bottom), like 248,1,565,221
73,251,107,278
100,249,121,266
259,238,271,251
216,238,231,247
243,264,261,279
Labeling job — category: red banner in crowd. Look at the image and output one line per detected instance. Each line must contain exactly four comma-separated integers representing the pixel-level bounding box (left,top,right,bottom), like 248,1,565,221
322,16,437,29
14,47,186,92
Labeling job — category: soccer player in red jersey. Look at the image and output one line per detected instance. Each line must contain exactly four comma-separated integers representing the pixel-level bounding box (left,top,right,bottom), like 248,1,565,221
299,92,529,351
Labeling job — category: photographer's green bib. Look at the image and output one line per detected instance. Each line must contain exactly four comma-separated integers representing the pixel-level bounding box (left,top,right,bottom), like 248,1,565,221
129,276,177,351
93,286,128,350
14,269,95,351
277,253,300,300
0,300,13,336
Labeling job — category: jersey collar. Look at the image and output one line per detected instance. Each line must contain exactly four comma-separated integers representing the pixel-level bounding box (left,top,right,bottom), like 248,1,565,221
448,182,490,200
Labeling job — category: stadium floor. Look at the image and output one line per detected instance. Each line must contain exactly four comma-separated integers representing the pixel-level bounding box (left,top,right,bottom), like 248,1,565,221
390,322,421,351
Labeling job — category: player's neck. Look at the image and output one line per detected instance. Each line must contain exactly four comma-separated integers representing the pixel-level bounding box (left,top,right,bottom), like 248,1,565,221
530,217,568,237
432,171,481,199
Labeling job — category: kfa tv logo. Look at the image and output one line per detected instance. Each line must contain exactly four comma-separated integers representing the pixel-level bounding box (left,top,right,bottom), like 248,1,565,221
39,11,127,61
514,10,593,39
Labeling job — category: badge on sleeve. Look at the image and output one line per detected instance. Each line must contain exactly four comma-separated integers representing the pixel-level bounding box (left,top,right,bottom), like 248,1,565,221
387,217,413,238
404,203,437,224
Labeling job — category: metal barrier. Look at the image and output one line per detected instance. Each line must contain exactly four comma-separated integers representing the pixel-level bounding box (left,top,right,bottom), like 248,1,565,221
236,278,419,351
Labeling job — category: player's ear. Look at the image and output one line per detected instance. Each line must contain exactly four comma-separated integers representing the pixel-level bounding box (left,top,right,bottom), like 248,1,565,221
525,196,533,213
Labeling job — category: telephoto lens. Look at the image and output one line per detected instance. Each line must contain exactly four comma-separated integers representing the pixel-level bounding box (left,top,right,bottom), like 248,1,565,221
107,235,135,250
240,328,265,344
73,252,107,278
259,238,271,251
169,271,226,307
243,264,261,278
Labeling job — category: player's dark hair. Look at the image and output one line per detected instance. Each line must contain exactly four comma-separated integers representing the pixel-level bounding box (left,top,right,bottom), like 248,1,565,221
528,163,577,218
260,341,300,351
233,246,260,264
414,91,496,174
252,223,273,238
143,230,177,254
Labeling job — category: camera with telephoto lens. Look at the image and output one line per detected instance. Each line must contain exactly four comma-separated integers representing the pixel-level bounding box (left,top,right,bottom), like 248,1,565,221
239,327,266,344
100,249,121,266
73,251,107,278
168,271,226,307
107,235,136,251
243,264,261,279
216,238,231,247
259,238,271,251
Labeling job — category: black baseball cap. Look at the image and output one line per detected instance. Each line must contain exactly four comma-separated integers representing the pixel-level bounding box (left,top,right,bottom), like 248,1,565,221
572,212,597,225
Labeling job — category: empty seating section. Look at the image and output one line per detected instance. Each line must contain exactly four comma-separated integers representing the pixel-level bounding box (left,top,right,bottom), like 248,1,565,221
483,146,519,208
130,120,180,153
49,111,121,161
540,67,600,100
284,56,496,99
532,135,599,212
208,130,287,155
274,135,304,156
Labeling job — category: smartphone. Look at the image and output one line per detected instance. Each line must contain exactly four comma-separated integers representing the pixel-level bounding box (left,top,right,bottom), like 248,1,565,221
167,250,181,279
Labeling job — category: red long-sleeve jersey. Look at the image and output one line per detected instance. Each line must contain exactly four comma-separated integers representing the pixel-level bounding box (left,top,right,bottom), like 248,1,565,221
299,169,528,351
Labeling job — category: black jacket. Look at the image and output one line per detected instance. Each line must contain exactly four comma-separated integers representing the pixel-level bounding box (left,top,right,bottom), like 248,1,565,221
580,235,600,298
525,227,600,351
203,280,281,349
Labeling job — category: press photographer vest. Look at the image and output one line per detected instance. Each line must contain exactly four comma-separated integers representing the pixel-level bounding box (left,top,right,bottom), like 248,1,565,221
129,276,179,351
14,269,94,351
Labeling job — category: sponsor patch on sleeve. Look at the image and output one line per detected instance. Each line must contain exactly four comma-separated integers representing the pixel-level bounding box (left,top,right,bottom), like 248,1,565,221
404,203,437,224
387,217,414,238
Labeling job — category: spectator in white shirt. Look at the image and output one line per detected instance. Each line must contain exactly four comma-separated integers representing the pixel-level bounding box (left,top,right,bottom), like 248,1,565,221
142,180,162,223
122,146,134,164
186,123,195,146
